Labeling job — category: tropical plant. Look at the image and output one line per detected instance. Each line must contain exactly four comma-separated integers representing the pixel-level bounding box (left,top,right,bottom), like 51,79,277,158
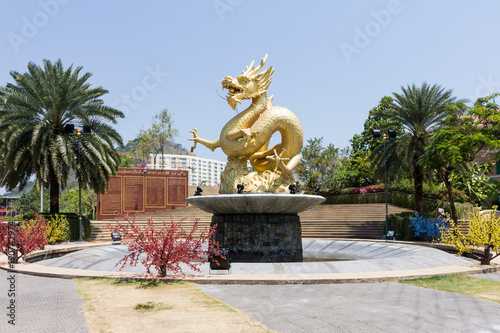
383,83,458,212
423,95,500,223
453,162,500,207
0,59,124,212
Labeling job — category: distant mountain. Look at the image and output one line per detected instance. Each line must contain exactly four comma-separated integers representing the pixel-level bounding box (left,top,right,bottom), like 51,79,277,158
2,173,79,197
3,181,35,197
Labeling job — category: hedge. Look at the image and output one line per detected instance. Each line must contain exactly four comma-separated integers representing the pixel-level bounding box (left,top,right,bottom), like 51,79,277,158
387,212,416,241
23,212,92,241
323,193,386,205
388,191,473,217
322,191,473,217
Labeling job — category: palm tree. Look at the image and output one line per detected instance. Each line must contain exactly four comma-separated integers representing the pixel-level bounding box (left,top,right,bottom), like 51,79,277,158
0,59,124,213
389,83,457,212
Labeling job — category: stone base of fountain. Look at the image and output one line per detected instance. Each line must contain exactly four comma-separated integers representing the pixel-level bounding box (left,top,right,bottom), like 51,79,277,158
186,194,325,263
212,213,302,262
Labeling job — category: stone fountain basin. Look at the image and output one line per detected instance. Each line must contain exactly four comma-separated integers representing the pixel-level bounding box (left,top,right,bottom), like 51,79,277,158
186,193,325,214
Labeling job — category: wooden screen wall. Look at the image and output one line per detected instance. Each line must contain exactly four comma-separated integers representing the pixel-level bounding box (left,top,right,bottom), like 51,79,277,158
97,168,188,220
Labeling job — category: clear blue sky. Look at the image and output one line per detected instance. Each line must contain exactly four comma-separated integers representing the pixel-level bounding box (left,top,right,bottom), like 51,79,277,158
1,1,499,193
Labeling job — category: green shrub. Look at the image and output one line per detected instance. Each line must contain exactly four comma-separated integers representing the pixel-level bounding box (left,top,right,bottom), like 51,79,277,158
388,211,440,241
323,193,386,204
388,191,473,216
388,212,416,241
321,190,473,218
23,212,91,241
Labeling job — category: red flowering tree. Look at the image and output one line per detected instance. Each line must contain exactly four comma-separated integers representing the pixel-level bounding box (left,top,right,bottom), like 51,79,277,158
107,214,223,277
0,214,48,263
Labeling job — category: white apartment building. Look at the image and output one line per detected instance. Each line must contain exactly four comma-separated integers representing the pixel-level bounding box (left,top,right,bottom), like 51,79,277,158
148,154,226,186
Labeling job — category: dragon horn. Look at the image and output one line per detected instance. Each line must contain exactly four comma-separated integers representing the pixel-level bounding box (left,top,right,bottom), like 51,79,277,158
243,60,255,75
248,54,268,76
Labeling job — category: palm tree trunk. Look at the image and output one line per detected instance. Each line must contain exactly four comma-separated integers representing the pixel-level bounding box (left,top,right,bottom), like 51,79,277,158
48,162,60,213
413,155,424,212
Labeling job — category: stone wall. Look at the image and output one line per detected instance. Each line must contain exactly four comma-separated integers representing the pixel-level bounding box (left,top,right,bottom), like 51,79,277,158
211,213,303,262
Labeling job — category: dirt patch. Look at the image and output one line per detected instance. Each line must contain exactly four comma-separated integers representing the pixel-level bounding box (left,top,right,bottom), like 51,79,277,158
75,278,273,333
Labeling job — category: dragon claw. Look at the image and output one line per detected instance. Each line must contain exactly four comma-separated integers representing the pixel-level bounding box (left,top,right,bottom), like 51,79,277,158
189,128,199,151
189,128,199,141
236,129,258,148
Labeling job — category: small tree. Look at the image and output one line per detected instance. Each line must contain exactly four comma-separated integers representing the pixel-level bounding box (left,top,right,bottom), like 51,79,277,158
295,137,340,190
0,214,48,263
423,97,500,223
107,214,223,277
150,109,179,168
439,206,500,265
17,187,49,214
61,187,97,219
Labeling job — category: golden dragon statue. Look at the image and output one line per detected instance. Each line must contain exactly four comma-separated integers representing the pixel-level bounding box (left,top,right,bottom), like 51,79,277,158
189,54,303,193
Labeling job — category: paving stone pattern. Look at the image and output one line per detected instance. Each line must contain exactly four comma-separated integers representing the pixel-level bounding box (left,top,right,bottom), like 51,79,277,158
0,269,88,333
471,272,500,282
38,240,475,276
199,283,500,333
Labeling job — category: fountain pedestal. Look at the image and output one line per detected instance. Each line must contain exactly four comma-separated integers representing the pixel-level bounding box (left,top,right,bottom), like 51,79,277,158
186,194,325,262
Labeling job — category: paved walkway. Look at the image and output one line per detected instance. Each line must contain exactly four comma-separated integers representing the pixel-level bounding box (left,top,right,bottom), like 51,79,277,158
11,239,496,285
0,269,88,332
0,241,498,332
199,283,500,333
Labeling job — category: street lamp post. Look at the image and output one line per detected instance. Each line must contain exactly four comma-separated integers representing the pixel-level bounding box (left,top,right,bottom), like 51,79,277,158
76,128,82,242
65,124,92,243
372,129,396,239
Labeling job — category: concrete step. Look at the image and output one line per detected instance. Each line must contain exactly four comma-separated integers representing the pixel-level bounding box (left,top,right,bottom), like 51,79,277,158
90,203,413,241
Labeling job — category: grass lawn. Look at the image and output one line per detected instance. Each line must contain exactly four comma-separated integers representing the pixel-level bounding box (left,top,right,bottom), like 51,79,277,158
75,278,273,333
400,274,500,304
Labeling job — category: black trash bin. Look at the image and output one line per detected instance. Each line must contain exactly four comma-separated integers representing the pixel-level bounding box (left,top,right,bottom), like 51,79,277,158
209,248,231,273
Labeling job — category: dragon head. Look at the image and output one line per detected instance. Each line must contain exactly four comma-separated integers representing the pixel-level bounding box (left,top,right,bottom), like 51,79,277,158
221,54,275,110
